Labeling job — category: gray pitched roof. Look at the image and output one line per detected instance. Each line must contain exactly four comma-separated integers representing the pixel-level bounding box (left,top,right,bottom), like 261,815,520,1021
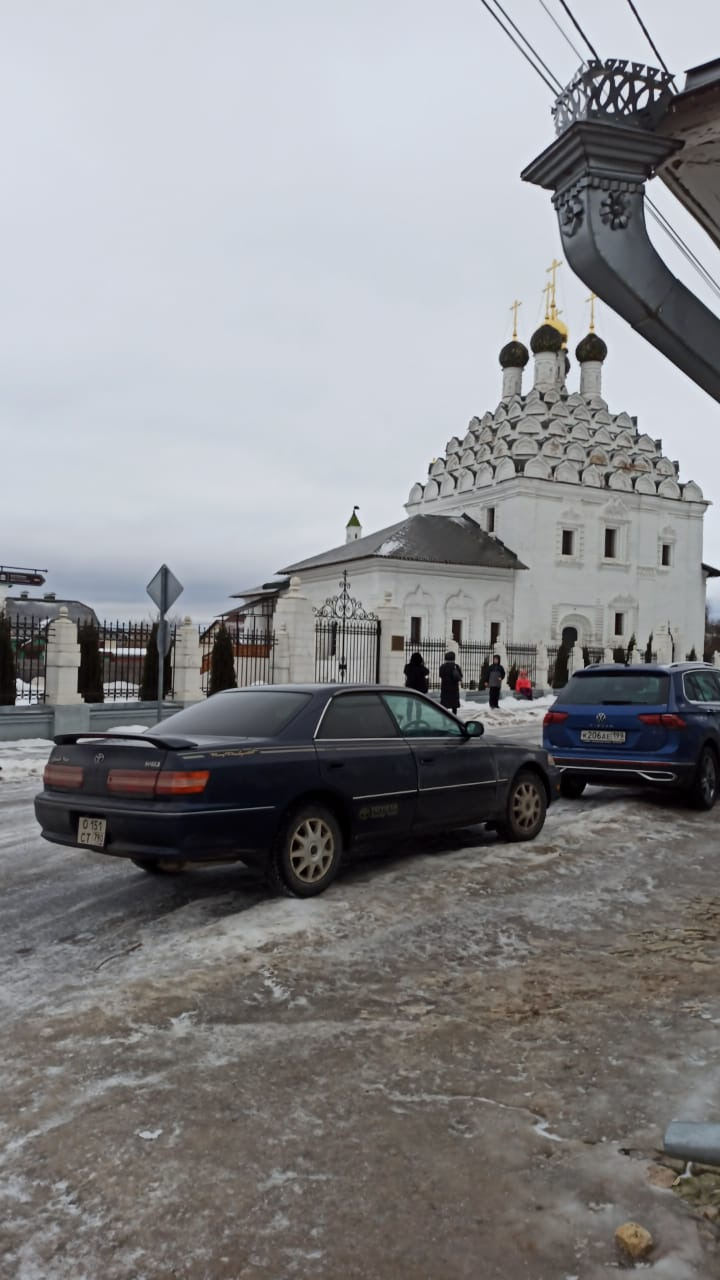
4,597,99,626
279,514,527,574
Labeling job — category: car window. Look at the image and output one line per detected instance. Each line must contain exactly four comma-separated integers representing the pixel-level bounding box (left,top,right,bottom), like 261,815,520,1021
382,692,465,738
316,692,399,739
150,690,313,736
560,672,670,706
684,671,720,703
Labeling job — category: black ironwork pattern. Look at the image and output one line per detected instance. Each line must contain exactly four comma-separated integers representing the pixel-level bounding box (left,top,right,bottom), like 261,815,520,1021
313,573,380,684
553,60,674,136
313,571,379,623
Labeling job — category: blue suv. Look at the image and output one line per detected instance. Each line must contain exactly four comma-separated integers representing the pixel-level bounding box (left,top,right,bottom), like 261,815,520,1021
543,662,720,809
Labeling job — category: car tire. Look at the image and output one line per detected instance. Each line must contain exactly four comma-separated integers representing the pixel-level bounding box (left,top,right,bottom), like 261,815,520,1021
131,857,189,875
267,805,343,898
497,770,547,842
560,775,586,800
688,746,719,811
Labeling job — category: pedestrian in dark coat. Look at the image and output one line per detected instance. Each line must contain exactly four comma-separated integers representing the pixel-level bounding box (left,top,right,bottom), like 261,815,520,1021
486,654,505,709
404,651,429,693
439,650,462,713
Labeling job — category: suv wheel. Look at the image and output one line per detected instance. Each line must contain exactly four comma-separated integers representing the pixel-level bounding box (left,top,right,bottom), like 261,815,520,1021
560,775,586,800
688,747,719,811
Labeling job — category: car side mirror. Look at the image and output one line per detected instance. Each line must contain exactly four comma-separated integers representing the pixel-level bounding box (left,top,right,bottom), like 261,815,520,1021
463,719,484,737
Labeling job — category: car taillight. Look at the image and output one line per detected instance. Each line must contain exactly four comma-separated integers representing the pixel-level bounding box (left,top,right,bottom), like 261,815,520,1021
107,769,159,796
155,770,209,796
44,763,84,789
637,713,687,729
543,711,568,725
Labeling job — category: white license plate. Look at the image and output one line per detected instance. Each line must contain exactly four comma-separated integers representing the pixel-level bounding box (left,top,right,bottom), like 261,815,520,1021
580,729,626,744
78,816,107,848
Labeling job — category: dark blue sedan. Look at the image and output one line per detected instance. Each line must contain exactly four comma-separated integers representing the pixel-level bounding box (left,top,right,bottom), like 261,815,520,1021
35,684,558,896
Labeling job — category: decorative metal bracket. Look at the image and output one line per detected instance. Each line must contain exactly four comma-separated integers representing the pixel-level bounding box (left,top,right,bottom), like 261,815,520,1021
553,60,674,136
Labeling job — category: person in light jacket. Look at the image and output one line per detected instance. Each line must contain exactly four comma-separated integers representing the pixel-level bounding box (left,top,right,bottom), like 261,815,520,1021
439,651,462,713
486,654,505,709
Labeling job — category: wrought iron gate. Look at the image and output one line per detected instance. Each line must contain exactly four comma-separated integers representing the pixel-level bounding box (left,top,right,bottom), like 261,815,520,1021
314,572,381,684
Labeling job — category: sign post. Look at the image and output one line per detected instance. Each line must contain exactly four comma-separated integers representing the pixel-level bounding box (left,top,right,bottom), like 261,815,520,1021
146,565,183,723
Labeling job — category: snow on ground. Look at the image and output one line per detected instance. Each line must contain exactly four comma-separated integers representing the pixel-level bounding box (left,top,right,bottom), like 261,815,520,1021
0,738,52,783
457,691,555,727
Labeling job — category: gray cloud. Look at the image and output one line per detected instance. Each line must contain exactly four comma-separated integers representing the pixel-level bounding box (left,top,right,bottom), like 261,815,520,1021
3,1,720,620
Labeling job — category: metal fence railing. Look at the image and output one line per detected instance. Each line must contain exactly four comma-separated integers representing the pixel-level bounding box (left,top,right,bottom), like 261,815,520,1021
6,614,48,703
99,621,176,702
200,621,276,694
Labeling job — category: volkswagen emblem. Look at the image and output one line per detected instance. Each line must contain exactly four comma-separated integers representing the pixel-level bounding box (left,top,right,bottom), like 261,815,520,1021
94,752,105,763
595,712,607,725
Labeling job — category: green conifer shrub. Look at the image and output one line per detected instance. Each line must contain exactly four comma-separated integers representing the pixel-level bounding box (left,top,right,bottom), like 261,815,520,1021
77,621,104,703
209,624,237,695
140,622,173,701
0,614,16,705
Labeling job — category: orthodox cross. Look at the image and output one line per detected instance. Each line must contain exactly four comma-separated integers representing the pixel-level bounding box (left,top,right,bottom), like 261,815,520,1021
546,258,562,318
510,299,522,339
542,280,553,321
586,291,597,332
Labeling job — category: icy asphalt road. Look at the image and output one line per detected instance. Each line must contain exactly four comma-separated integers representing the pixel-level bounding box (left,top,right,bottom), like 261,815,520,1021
3,731,720,1279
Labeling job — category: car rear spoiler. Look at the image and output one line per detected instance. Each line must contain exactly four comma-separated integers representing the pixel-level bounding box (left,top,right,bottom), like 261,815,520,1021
53,732,196,750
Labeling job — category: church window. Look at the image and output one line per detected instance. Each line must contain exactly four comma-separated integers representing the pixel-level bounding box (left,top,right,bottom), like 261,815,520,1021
661,542,672,567
486,507,496,534
451,619,463,644
561,529,574,556
410,616,422,645
604,528,617,559
614,612,624,637
490,621,501,646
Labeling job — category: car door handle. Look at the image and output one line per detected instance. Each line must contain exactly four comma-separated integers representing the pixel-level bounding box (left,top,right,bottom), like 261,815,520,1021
419,757,435,764
327,761,345,769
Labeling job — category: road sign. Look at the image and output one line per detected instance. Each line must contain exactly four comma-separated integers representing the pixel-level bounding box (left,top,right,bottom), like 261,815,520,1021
146,565,183,615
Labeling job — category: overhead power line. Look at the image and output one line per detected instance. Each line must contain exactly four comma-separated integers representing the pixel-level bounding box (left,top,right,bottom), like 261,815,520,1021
646,197,720,302
490,0,564,93
478,0,561,96
536,0,584,64
623,0,677,85
554,0,600,61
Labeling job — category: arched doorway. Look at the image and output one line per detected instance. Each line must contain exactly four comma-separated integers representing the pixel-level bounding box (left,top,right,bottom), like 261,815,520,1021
562,625,578,648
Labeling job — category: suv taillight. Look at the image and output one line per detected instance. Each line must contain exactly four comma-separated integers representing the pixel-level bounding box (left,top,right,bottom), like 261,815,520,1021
637,713,687,729
543,711,568,725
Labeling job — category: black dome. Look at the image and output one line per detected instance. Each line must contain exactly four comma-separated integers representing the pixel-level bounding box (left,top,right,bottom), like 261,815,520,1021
530,323,563,354
575,332,608,363
499,339,529,369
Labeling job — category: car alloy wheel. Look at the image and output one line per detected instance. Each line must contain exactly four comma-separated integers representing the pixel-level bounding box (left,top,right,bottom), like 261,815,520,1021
498,770,547,842
269,805,343,897
689,747,719,811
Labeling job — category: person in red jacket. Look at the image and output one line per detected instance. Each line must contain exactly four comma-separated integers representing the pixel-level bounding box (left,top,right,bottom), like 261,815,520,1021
515,668,532,700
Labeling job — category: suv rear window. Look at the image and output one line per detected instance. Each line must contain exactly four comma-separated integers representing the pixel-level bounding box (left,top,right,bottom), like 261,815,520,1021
560,671,670,706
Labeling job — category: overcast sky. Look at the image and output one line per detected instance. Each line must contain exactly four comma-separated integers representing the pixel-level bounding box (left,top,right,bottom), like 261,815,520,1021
4,1,720,621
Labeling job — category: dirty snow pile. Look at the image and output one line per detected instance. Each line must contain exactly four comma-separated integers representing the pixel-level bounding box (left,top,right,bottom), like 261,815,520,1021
0,738,53,783
457,692,555,727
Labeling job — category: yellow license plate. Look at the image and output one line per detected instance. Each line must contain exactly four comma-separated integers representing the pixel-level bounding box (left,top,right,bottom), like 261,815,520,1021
78,816,107,848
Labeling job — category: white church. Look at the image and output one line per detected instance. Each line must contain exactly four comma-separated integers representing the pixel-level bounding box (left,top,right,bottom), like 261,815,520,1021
235,295,715,663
